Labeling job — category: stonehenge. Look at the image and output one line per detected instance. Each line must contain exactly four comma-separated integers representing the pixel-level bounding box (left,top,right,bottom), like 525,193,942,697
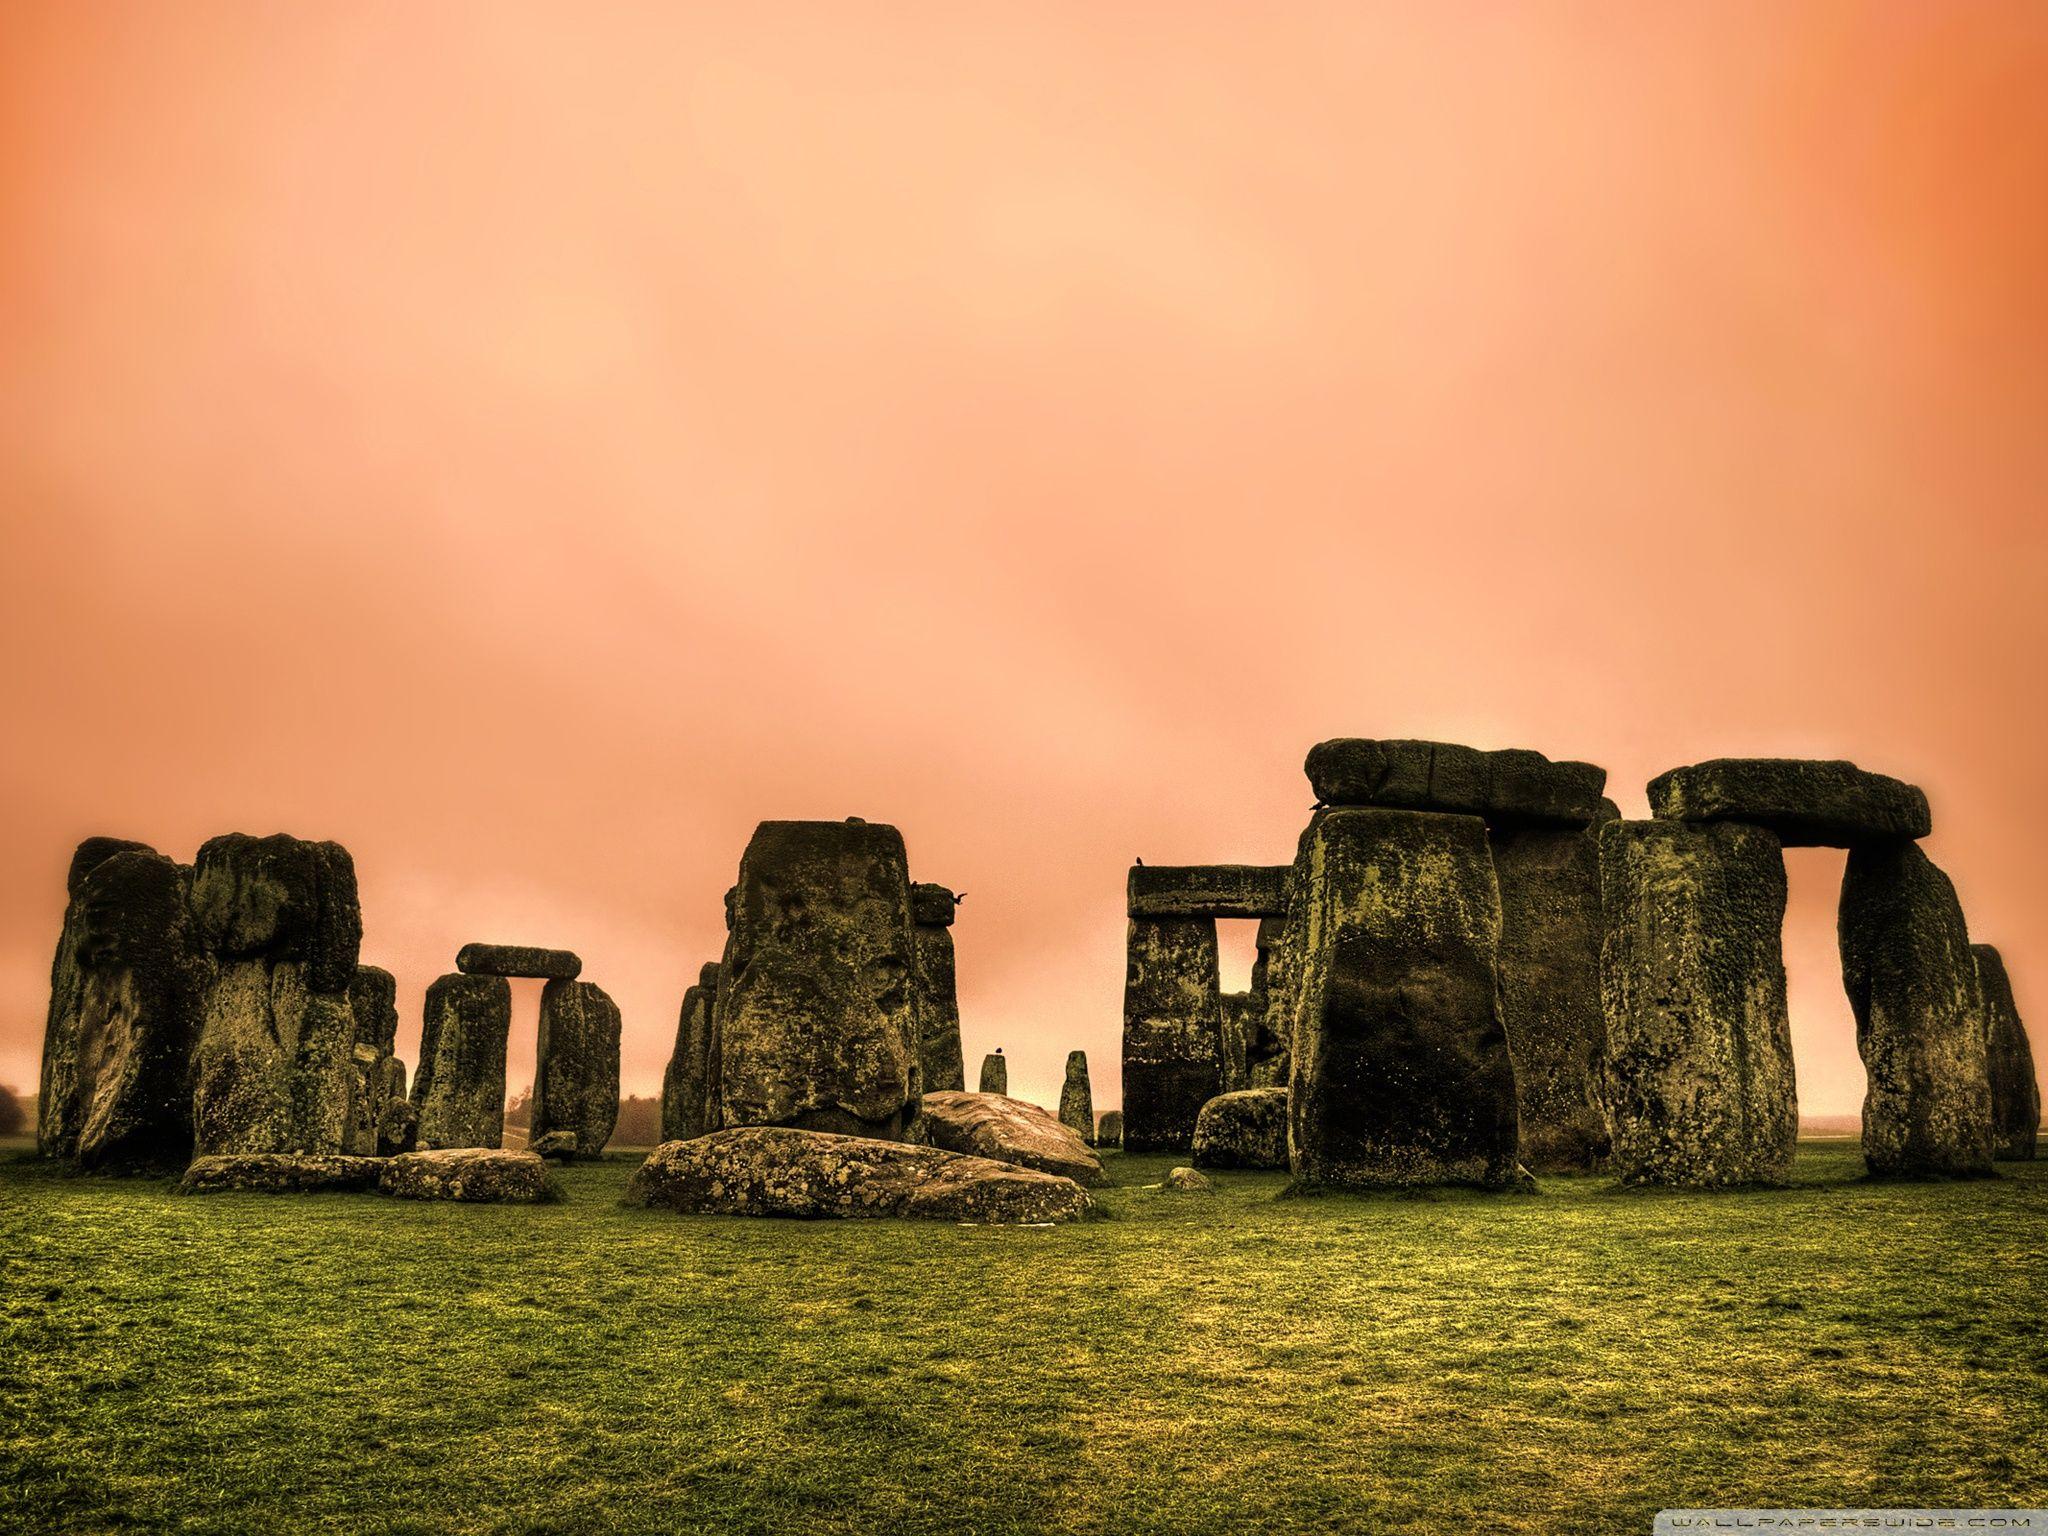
1192,1087,1288,1170
1974,946,2039,1160
1648,759,1931,847
344,966,400,1156
922,1090,1107,1186
457,944,582,980
660,962,721,1141
532,979,623,1157
978,1050,1008,1095
411,973,512,1151
911,883,966,1093
1095,1109,1123,1148
1058,1050,1094,1143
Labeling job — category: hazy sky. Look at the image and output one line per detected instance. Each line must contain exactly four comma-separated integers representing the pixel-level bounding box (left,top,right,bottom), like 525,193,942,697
3,3,2044,1115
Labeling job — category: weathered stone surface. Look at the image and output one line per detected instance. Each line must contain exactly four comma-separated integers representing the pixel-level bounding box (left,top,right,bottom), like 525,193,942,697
1596,820,1797,1187
66,837,155,898
380,1148,555,1202
923,1090,1108,1186
347,966,399,1054
1058,1051,1095,1143
715,820,922,1140
1121,916,1223,1152
911,882,959,927
1286,808,1524,1189
661,963,721,1142
343,1043,386,1156
375,1056,417,1155
1192,1087,1289,1169
456,944,582,980
39,846,209,1169
410,973,512,1150
177,1152,385,1195
1126,865,1290,919
978,1052,1008,1095
1975,946,2039,1161
1305,740,1608,830
913,917,966,1094
1840,841,1994,1178
529,1130,578,1160
532,979,621,1157
1649,758,1930,847
192,961,357,1158
624,1127,1093,1223
342,965,401,1156
1243,915,1292,1088
189,833,361,993
1218,991,1251,1091
1095,1110,1124,1147
1493,823,1611,1172
1160,1166,1212,1193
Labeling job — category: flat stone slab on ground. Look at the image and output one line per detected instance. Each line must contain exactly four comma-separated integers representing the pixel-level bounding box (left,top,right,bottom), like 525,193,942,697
1647,758,1930,847
1126,864,1291,919
1193,1087,1289,1169
921,1091,1108,1186
1304,740,1607,829
379,1148,555,1202
456,944,582,980
177,1153,387,1195
624,1126,1094,1223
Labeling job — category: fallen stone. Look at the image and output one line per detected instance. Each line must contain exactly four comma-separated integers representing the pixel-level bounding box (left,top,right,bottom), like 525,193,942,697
911,882,959,927
1305,740,1607,829
410,973,512,1150
1841,841,1994,1177
1597,820,1797,1187
1058,1050,1095,1143
177,1152,386,1195
379,1148,555,1203
529,1130,578,1160
1095,1110,1124,1148
1974,945,2039,1161
1160,1166,1212,1193
1492,822,1611,1172
661,963,721,1141
1126,865,1290,919
1648,758,1930,847
922,1090,1107,1186
715,820,923,1140
978,1052,1009,1095
532,979,621,1157
1288,808,1525,1189
913,893,965,1094
1121,916,1223,1152
456,943,582,980
623,1127,1093,1223
1192,1087,1289,1169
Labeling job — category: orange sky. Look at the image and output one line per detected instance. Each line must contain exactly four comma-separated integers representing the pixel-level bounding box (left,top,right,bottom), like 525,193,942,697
3,3,2044,1116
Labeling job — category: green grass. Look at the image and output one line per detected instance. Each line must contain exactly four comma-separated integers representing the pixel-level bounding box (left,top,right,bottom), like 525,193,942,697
3,1138,2044,1535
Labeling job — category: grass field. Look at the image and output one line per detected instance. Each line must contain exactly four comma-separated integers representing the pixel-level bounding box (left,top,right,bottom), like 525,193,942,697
4,1138,2045,1535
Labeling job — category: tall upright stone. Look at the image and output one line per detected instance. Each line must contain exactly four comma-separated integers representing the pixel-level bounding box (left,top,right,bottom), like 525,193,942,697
1840,840,1994,1178
532,979,622,1157
911,883,966,1093
1492,817,1612,1172
411,973,512,1150
1597,820,1796,1187
1974,945,2039,1161
714,819,922,1141
1121,916,1223,1152
189,834,362,1157
661,962,721,1142
1059,1050,1094,1143
1287,808,1523,1189
978,1051,1008,1095
38,843,209,1168
1243,914,1292,1088
1218,991,1252,1092
343,965,400,1156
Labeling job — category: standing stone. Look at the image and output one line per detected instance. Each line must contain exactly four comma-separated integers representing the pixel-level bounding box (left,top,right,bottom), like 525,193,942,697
1974,946,2039,1161
376,1055,417,1155
1243,915,1292,1088
342,965,400,1156
38,843,209,1168
911,883,966,1093
1597,820,1797,1187
189,834,362,1157
661,962,721,1142
1058,1050,1094,1143
532,979,622,1157
978,1051,1008,1095
411,973,513,1150
347,965,399,1054
1218,991,1252,1092
1287,808,1523,1189
1492,819,1611,1172
1095,1109,1124,1148
714,820,922,1141
1121,916,1223,1152
1840,841,1994,1178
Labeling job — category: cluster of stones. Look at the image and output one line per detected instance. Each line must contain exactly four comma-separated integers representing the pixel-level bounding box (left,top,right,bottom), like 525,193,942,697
1131,741,2038,1191
638,819,1097,1222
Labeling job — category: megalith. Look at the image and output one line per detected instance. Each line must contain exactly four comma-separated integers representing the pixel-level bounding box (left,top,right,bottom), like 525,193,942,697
978,1051,1008,1095
1095,1109,1124,1148
1840,840,1994,1178
912,883,966,1093
1243,914,1292,1088
1596,820,1797,1187
1974,945,2039,1161
411,972,513,1150
188,834,362,1157
532,978,622,1157
1648,758,1930,847
457,944,582,980
1305,739,1608,828
714,819,923,1141
1286,807,1523,1189
37,842,209,1168
1218,991,1251,1092
376,1055,417,1155
1059,1050,1094,1143
1120,916,1223,1152
343,965,399,1156
661,961,721,1142
1192,1086,1289,1170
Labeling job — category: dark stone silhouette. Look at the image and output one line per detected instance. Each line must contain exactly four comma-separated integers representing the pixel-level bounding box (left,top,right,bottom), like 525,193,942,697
661,962,721,1141
1288,808,1524,1189
411,973,512,1150
1841,840,1994,1178
1122,916,1223,1151
189,833,361,992
1095,1109,1124,1148
1597,820,1796,1186
1192,1087,1289,1169
1243,914,1292,1088
1649,758,1930,847
1058,1050,1094,1142
1974,945,2039,1160
456,944,582,980
532,979,621,1157
911,883,966,1093
1305,740,1607,829
978,1051,1008,1095
1218,991,1251,1090
922,1090,1107,1186
1126,864,1290,919
347,965,399,1053
343,965,400,1156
